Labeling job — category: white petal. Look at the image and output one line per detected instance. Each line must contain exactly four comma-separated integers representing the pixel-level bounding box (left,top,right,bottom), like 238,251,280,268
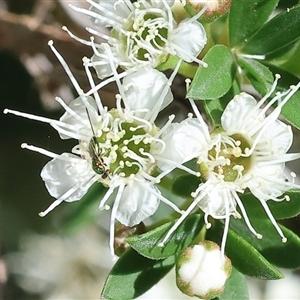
221,93,257,133
198,184,236,218
159,118,209,171
247,164,289,200
41,153,94,202
116,180,159,226
91,51,115,79
258,119,292,154
59,96,97,140
170,20,207,62
123,68,173,115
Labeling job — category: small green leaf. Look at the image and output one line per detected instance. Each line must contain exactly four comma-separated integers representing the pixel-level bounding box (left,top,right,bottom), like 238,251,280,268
101,248,175,300
229,0,279,47
207,223,283,279
203,80,241,126
241,190,300,220
242,5,300,55
186,45,235,100
230,217,300,269
219,267,249,300
237,57,274,94
127,214,204,260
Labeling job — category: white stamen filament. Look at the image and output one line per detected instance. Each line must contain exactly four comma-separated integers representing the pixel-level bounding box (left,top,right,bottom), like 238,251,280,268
109,183,125,257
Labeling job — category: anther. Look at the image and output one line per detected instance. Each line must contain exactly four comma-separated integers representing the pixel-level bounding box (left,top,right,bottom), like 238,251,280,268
256,233,263,239
282,237,287,243
206,223,212,229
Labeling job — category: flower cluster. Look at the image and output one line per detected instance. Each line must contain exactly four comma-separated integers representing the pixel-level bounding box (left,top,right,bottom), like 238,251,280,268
68,0,208,78
158,76,300,256
4,0,300,298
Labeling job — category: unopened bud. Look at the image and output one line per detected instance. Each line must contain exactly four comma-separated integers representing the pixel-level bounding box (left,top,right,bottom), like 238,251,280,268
176,240,232,299
185,0,232,22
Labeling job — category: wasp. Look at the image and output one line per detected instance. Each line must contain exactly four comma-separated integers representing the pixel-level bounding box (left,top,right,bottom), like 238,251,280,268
85,108,111,179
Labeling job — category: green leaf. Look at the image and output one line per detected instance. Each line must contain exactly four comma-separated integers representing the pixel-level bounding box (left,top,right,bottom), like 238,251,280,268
203,80,241,126
186,45,235,100
240,190,300,220
101,248,175,300
265,64,300,130
219,267,249,300
229,0,279,47
230,217,300,269
279,39,300,76
207,223,283,279
242,5,300,55
237,57,274,94
127,214,204,260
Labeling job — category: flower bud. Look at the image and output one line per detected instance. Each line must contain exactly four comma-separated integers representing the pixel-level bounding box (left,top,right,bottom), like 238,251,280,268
176,240,232,299
185,0,232,22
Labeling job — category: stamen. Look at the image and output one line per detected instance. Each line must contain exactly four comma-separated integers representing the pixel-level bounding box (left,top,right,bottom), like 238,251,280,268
82,57,104,112
137,180,183,214
62,26,92,46
259,198,287,242
48,40,82,95
233,192,261,238
158,192,205,247
109,183,124,258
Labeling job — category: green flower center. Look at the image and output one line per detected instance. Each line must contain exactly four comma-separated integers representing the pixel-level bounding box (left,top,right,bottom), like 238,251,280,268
89,116,156,179
114,11,169,64
200,132,253,182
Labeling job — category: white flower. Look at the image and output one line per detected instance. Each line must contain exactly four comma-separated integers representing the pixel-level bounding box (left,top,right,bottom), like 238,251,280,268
176,240,232,299
3,41,193,257
159,75,300,255
68,0,208,78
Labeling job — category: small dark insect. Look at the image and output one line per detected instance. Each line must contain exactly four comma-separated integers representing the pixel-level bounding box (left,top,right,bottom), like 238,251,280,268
89,136,110,179
85,108,111,179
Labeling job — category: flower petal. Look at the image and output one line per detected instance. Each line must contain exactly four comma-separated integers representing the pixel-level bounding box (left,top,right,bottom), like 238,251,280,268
116,180,159,226
159,118,209,171
123,68,173,116
258,119,292,154
198,184,236,218
59,96,97,140
91,51,115,79
41,153,94,202
170,20,207,62
221,93,258,133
